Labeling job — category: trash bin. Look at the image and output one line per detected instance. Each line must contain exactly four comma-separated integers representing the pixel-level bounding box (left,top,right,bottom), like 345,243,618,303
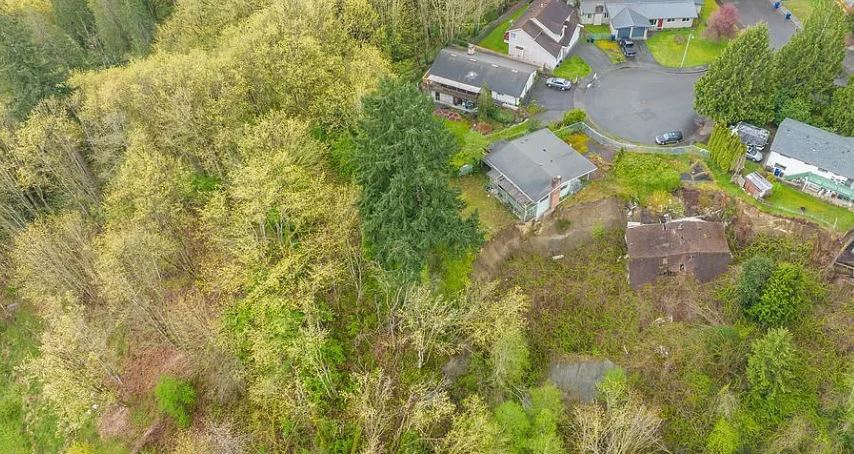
773,1,781,8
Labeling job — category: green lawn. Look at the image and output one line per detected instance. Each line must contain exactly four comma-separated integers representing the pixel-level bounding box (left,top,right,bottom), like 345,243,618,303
595,39,625,64
452,173,516,238
444,118,471,145
647,1,729,67
553,56,591,80
784,0,815,22
478,3,530,53
584,25,612,36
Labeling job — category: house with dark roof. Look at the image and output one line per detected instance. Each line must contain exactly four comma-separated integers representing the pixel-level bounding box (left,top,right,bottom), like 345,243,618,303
765,118,854,207
483,128,596,220
579,0,702,40
625,219,730,288
422,46,538,111
505,0,583,69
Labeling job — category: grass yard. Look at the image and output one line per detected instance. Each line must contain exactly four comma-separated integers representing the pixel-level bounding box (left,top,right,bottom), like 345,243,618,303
444,118,471,145
706,161,854,232
646,1,729,67
785,0,816,22
452,173,516,238
594,39,625,63
553,56,591,80
478,3,530,53
585,24,612,36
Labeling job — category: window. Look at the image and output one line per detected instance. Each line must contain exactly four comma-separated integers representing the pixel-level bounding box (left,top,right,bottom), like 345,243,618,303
510,32,516,39
604,12,609,18
649,19,656,25
679,263,685,271
683,18,691,21
434,91,440,101
587,13,593,18
666,18,676,22
595,5,604,13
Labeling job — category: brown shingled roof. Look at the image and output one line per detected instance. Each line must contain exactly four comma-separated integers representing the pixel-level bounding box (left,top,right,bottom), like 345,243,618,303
625,219,730,259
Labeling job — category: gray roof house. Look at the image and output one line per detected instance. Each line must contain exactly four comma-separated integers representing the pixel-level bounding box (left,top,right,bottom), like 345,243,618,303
505,0,583,69
765,118,854,205
484,128,597,220
422,46,538,111
579,0,701,40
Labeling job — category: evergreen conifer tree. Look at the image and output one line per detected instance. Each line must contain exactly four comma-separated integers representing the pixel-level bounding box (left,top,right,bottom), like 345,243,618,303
695,24,776,124
354,79,482,280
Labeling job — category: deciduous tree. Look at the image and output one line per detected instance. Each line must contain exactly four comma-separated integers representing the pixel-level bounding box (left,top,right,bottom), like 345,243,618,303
747,328,801,401
441,395,509,454
704,3,740,41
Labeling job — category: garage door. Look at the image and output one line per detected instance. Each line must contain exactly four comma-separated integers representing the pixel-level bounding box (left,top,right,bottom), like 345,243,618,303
630,27,645,39
615,28,630,39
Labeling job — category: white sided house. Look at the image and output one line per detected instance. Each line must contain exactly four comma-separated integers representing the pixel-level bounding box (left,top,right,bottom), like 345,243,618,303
765,118,854,207
422,46,538,111
579,0,702,40
484,128,597,221
505,0,583,69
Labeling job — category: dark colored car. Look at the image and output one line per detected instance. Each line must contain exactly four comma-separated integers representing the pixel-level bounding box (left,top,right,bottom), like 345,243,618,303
545,77,572,90
655,131,683,145
619,38,636,57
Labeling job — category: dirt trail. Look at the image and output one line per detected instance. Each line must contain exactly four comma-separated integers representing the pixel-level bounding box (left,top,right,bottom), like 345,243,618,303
473,197,625,280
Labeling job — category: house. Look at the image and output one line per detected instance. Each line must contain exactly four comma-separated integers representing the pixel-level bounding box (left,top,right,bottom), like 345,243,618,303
742,172,773,199
484,128,597,221
579,0,701,40
625,218,731,288
422,46,538,111
505,0,583,69
765,118,854,206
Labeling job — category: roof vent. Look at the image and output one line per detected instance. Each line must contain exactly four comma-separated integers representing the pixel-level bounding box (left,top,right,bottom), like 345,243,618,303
492,64,499,68
465,71,478,80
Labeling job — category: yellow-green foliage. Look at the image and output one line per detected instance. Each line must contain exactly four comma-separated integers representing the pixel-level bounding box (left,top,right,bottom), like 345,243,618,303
708,123,744,172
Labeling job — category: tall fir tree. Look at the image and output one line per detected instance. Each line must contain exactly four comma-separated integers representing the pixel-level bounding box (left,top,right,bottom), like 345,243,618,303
829,80,854,136
775,0,846,103
694,24,776,125
354,78,482,280
708,123,744,172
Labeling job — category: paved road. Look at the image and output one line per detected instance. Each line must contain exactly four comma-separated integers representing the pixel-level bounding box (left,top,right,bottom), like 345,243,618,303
583,67,703,144
731,0,798,49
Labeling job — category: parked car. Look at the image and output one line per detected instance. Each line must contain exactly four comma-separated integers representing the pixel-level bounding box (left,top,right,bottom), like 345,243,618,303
619,39,637,57
746,145,763,162
545,77,572,90
655,131,683,145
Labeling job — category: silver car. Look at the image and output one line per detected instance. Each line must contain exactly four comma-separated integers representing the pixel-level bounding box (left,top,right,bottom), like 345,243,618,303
545,77,572,90
746,145,763,162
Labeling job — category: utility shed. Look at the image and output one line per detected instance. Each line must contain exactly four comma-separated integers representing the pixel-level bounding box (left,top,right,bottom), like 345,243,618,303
743,172,772,199
625,218,730,288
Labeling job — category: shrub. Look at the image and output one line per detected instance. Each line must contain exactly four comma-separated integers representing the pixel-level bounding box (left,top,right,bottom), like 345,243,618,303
154,375,196,428
561,108,586,126
706,417,740,454
597,367,628,408
747,328,800,402
613,153,682,203
738,255,775,313
747,263,816,328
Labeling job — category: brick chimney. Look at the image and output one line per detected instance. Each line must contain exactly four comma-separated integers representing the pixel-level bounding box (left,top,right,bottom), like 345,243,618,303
549,175,562,211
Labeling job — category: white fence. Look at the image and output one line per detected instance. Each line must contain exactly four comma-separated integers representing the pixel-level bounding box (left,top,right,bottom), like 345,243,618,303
554,122,709,156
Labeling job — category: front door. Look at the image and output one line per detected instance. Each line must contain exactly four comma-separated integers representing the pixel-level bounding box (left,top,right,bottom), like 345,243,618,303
593,13,603,25
656,18,663,30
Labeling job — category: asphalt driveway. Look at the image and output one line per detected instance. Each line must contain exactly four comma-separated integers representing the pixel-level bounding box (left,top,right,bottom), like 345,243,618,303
583,67,702,144
530,77,575,124
731,0,798,49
